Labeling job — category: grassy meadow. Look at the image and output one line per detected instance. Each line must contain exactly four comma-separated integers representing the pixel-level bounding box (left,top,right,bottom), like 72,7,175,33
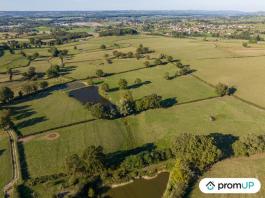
2,34,265,180
190,154,265,198
23,96,265,177
0,132,12,196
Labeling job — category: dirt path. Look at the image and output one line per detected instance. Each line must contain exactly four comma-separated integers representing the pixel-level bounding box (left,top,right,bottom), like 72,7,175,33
3,130,20,198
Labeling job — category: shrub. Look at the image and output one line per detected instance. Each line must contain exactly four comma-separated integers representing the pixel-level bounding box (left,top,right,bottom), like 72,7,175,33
215,83,229,97
46,65,60,78
96,69,105,77
135,94,162,112
134,78,142,85
232,135,265,157
0,87,14,103
171,133,223,172
100,83,110,92
39,81,48,89
118,79,128,90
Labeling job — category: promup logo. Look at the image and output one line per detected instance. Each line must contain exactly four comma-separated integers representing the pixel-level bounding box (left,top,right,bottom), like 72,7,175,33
206,181,215,191
199,178,261,194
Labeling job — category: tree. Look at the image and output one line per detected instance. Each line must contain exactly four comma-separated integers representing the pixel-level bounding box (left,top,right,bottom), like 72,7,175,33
144,61,150,67
58,49,68,67
171,133,222,172
39,81,49,89
118,79,128,90
135,53,141,60
89,103,106,119
22,66,37,80
127,51,134,58
100,44,106,50
21,84,35,95
0,87,14,103
215,83,229,97
134,78,142,85
154,58,162,65
46,65,60,78
48,47,60,57
179,65,191,76
100,83,110,92
0,109,13,129
119,91,135,116
242,42,248,48
135,94,162,112
7,68,13,81
167,55,174,62
96,69,105,77
81,146,105,176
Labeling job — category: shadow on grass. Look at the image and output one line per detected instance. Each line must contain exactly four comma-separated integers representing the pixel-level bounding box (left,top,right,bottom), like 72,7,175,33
209,133,238,158
59,65,77,76
160,97,178,108
104,143,156,168
0,149,5,157
16,116,48,129
13,83,68,104
18,142,30,180
128,80,152,90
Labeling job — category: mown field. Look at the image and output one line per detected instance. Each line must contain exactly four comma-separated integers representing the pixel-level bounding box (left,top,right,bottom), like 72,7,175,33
23,96,265,177
2,34,265,181
0,132,12,196
190,154,265,198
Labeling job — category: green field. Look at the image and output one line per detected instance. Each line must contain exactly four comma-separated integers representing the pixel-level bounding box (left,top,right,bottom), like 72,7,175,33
2,34,265,181
190,154,265,198
0,132,12,196
22,96,265,177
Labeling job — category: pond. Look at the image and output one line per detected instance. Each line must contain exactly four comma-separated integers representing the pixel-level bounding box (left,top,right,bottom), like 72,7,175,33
107,172,169,198
68,86,112,105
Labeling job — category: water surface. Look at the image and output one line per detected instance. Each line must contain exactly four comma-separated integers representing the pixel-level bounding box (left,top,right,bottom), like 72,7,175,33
107,172,169,198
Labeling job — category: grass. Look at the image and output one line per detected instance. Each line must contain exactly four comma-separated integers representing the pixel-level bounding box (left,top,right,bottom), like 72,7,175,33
22,96,265,177
11,90,93,136
3,34,265,182
190,154,265,198
0,132,12,196
103,63,216,104
0,50,29,72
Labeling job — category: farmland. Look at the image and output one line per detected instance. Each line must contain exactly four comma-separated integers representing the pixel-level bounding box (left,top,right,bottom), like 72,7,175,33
1,19,265,197
190,154,265,198
0,132,12,197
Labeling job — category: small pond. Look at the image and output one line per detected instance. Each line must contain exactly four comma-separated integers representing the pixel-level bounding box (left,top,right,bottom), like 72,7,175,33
107,172,169,198
68,86,112,105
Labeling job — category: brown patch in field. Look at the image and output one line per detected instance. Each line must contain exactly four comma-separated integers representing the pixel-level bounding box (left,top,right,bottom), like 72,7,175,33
42,132,60,141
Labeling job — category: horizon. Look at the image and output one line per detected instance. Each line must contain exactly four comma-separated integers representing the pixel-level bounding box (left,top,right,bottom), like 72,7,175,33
1,0,265,12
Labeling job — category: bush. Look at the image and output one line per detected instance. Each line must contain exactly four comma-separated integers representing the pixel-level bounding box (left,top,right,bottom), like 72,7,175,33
232,135,265,157
171,133,223,172
118,79,128,90
46,65,60,78
215,83,229,96
0,87,14,103
134,78,142,85
39,81,49,89
135,94,162,112
96,69,105,77
100,83,110,92
87,103,119,119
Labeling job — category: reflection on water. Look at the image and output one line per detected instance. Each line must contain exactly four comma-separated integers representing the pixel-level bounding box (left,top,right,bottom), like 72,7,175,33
107,172,169,198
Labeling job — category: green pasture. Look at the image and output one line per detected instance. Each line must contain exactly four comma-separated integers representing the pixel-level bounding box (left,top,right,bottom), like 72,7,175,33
22,96,265,177
0,132,12,196
190,154,265,198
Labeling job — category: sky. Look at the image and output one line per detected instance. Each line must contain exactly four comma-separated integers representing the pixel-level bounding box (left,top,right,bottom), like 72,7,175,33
1,0,265,12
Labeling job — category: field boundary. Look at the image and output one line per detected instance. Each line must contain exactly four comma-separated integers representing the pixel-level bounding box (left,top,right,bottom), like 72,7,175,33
3,130,20,198
191,73,265,111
